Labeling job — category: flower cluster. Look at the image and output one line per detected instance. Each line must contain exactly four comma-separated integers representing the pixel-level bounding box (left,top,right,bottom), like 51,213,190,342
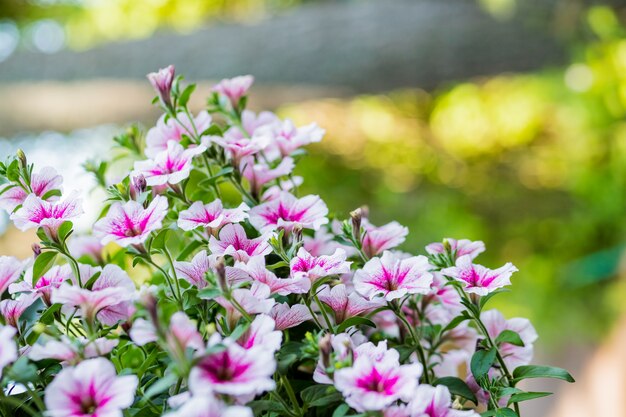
0,67,573,417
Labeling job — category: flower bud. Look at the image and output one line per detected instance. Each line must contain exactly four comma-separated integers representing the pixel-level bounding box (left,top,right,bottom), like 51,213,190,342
16,149,27,170
147,65,175,110
31,243,42,258
350,207,367,242
130,174,147,201
319,333,332,369
292,224,303,244
215,257,228,292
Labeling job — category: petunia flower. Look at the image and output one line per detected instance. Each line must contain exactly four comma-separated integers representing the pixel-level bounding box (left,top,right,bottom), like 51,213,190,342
259,119,324,158
317,284,383,324
212,75,254,106
68,235,105,264
213,135,266,166
354,251,433,301
480,309,538,369
423,272,463,319
147,64,175,109
314,332,366,384
268,303,312,330
303,225,350,256
236,257,310,296
89,264,136,326
361,219,409,258
404,384,480,417
29,336,118,365
334,348,421,412
44,358,138,417
11,192,82,240
441,255,517,296
223,110,279,141
145,110,212,158
0,293,37,328
10,264,72,306
240,156,295,196
0,166,63,212
261,176,303,202
0,325,17,375
189,335,276,397
133,141,206,186
178,199,249,233
426,238,485,261
249,192,328,233
234,314,282,353
216,282,275,326
93,195,168,247
208,223,272,262
290,247,352,282
174,250,249,289
0,256,27,296
165,395,253,417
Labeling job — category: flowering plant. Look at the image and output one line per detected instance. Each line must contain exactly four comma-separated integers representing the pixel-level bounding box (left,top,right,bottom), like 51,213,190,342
0,66,573,417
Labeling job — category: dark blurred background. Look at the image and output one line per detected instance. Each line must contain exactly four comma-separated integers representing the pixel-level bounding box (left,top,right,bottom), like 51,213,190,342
1,0,626,415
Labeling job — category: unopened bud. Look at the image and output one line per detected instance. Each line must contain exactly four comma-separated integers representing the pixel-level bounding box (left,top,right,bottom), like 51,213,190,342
147,65,175,110
292,224,303,243
31,243,41,258
350,207,366,242
130,174,147,200
215,257,228,292
443,238,452,253
16,149,27,170
319,333,332,369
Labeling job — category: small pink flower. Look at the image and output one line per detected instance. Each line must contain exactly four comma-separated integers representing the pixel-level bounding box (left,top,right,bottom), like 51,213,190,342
260,119,324,157
317,284,383,323
189,337,276,397
314,332,365,384
361,220,408,258
89,264,136,326
133,141,206,186
44,357,138,417
147,65,175,109
334,350,421,412
0,166,63,212
10,264,72,306
0,325,17,375
209,223,272,262
213,135,266,166
11,192,82,239
235,314,282,353
354,251,433,301
94,195,168,247
0,256,27,296
424,272,463,319
303,225,349,256
161,312,205,361
213,75,254,106
145,111,212,158
249,192,328,233
68,235,105,263
128,319,158,346
0,293,37,327
268,303,312,330
426,238,485,261
441,255,517,296
224,110,278,140
240,156,295,196
29,336,118,365
290,247,351,282
165,396,253,417
261,176,303,202
174,250,249,289
216,282,275,325
481,309,537,369
400,384,480,417
236,256,310,296
178,199,249,233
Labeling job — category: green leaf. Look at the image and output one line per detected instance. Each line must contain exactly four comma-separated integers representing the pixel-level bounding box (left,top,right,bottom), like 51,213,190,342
40,189,62,201
495,408,518,417
512,365,575,383
508,391,552,405
6,356,38,383
434,377,477,404
144,373,178,399
470,348,497,380
495,330,524,347
335,316,376,333
197,287,222,300
301,385,334,404
479,288,510,310
39,303,62,325
176,240,204,261
481,411,496,417
248,400,289,414
32,251,57,286
177,83,196,108
442,313,470,332
332,403,350,417
310,392,343,407
150,229,170,253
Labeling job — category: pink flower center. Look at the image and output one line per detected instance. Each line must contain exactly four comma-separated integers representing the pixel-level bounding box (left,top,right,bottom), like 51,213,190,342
355,367,399,395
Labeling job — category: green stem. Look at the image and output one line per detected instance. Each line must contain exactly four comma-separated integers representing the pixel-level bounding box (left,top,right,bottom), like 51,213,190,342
281,375,303,416
390,303,432,384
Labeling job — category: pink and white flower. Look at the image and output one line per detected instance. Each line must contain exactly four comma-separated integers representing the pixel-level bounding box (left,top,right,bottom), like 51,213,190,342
268,303,312,330
208,223,272,262
147,65,175,109
361,220,408,258
213,75,254,106
334,349,421,412
178,199,249,232
354,251,433,301
189,336,276,397
216,282,275,325
145,111,212,158
10,264,72,305
223,110,278,140
236,256,310,296
68,235,105,263
44,358,138,417
11,192,82,239
29,336,118,365
174,250,249,289
0,256,27,296
0,293,37,327
235,314,282,353
389,384,479,417
0,166,63,212
260,119,324,158
94,195,168,247
240,156,295,195
213,135,266,166
133,141,206,186
249,192,328,233
426,238,485,261
290,247,351,282
89,264,136,326
441,255,517,296
480,309,537,369
165,396,253,417
317,284,383,323
303,225,349,256
0,325,17,375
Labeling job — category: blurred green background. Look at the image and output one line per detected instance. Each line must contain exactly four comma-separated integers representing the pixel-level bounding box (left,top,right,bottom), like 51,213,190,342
1,0,626,414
